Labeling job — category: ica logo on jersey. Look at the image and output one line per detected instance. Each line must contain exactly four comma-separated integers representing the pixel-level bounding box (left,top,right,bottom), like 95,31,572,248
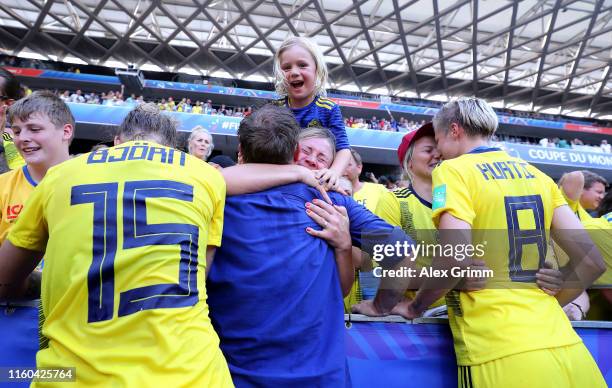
6,204,23,220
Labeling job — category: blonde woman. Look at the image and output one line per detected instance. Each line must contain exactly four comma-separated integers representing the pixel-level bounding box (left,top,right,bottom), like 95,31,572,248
354,122,564,316
187,125,214,161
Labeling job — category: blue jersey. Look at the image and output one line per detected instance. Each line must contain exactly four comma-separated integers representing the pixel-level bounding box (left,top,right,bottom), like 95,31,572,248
278,96,350,151
207,183,410,387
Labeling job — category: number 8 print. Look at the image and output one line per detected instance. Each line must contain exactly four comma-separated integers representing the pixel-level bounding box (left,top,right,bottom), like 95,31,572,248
504,195,547,283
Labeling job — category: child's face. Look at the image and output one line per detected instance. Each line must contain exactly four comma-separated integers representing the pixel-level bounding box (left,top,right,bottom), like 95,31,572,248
11,113,71,167
280,45,317,105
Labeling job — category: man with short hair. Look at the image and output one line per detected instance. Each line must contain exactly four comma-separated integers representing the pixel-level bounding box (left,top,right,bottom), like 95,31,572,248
207,104,412,387
579,170,607,213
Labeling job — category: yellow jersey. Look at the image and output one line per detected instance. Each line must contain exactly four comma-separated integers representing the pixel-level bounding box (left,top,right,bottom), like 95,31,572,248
574,201,594,222
581,217,612,286
2,131,26,170
561,190,595,222
376,186,444,307
343,182,388,311
556,193,612,286
0,165,37,244
431,147,581,366
353,182,387,211
9,141,232,387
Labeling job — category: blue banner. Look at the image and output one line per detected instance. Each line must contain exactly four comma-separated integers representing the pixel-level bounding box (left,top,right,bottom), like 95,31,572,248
144,80,277,99
2,306,610,387
502,143,612,170
67,103,612,170
346,320,612,387
40,70,120,85
67,103,242,135
67,103,404,149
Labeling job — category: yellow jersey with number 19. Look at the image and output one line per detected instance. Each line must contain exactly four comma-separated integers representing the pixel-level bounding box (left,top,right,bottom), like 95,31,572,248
431,146,581,366
9,141,233,387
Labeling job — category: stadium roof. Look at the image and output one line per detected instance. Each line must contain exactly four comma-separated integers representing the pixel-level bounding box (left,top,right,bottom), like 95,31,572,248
1,0,611,118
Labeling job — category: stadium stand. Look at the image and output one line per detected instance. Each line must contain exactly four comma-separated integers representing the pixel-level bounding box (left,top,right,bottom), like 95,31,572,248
4,61,610,181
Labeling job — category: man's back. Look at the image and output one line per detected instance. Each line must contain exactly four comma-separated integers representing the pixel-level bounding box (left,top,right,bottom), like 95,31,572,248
431,147,580,365
208,182,346,387
9,141,232,386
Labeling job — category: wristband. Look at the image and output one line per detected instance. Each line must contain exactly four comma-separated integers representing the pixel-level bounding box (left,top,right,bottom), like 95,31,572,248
570,302,586,320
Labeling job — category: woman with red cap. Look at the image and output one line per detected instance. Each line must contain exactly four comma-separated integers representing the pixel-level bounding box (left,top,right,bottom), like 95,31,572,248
365,122,448,311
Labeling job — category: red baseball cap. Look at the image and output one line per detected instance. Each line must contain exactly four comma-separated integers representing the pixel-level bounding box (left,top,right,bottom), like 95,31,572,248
397,122,434,165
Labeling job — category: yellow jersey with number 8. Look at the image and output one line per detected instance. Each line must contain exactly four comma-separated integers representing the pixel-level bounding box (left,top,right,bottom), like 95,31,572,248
431,147,580,366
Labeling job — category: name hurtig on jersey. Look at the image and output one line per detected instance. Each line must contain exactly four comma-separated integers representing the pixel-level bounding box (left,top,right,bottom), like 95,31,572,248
86,142,186,166
476,160,535,181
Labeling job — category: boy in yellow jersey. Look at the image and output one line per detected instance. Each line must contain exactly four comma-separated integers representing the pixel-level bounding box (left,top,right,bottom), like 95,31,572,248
397,98,605,387
0,91,73,246
0,103,233,387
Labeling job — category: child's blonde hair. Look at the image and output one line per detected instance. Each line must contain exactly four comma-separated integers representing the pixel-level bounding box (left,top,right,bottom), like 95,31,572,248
273,36,328,98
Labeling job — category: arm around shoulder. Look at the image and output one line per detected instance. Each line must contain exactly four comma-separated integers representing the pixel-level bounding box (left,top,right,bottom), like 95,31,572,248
558,171,584,202
551,205,606,306
221,164,317,195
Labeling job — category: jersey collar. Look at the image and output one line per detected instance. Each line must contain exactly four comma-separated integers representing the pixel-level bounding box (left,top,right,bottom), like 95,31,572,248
287,96,317,111
467,146,502,154
409,184,432,209
22,165,38,187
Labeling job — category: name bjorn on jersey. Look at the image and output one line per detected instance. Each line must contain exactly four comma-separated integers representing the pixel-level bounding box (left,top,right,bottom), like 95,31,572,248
476,160,535,181
87,142,186,166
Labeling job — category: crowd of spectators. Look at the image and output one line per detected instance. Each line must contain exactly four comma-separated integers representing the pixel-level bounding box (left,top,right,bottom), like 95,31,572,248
537,137,611,154
54,88,254,117
40,86,612,151
492,133,611,154
344,116,427,132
